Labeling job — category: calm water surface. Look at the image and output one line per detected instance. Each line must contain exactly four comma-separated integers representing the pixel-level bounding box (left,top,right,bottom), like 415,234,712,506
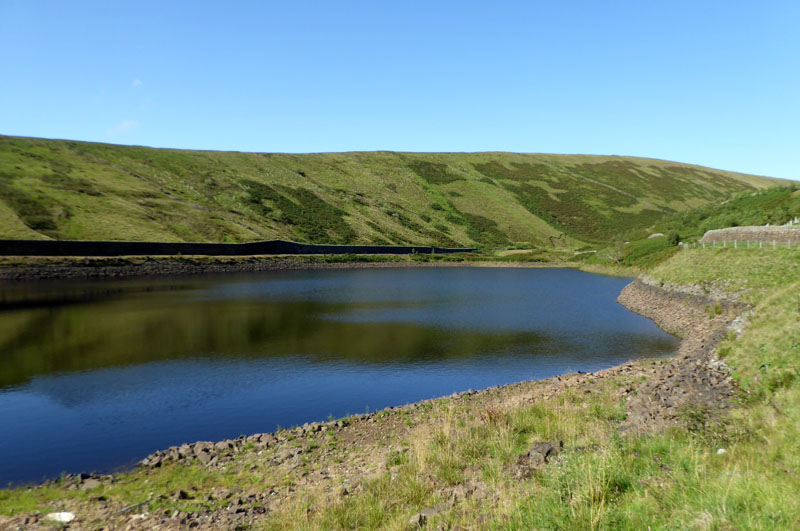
0,267,677,485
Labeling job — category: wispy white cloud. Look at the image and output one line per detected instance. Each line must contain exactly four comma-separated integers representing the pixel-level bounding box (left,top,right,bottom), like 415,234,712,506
133,79,143,87
106,120,138,137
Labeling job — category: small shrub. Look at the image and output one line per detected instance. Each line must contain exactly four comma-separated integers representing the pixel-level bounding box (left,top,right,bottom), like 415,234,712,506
385,449,408,468
705,303,724,319
480,407,509,428
408,160,463,184
677,402,709,434
666,230,681,246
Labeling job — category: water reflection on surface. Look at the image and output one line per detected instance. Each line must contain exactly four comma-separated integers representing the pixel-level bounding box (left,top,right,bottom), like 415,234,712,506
0,267,677,485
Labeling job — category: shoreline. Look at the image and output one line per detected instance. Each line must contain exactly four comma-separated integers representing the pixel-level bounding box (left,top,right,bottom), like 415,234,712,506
130,277,739,463
0,275,745,528
0,255,580,282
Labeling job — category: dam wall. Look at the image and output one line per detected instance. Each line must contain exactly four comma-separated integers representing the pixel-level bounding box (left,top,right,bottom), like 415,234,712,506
0,239,476,257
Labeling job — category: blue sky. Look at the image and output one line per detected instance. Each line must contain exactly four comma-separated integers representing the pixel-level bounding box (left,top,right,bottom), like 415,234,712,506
1,1,798,179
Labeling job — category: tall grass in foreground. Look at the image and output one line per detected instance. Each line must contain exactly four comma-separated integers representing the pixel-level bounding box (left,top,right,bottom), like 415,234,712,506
262,249,800,529
261,385,633,529
510,253,800,529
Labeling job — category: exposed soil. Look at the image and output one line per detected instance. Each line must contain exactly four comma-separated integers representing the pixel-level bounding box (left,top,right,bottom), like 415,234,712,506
0,256,570,282
0,278,746,530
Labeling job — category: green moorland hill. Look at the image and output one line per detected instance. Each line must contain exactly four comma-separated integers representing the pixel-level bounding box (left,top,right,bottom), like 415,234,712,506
0,135,784,248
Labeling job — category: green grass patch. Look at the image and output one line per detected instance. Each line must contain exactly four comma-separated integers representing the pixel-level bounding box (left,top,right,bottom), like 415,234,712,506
619,237,680,268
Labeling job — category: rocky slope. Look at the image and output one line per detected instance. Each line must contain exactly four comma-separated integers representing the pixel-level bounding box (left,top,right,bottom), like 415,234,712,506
616,279,744,433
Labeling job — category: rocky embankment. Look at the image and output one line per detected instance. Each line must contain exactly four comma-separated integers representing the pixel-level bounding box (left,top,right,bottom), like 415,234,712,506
0,257,565,281
0,278,747,530
0,256,434,281
616,279,745,433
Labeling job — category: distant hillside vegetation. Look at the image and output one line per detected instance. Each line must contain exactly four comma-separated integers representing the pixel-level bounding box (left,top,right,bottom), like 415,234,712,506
0,136,784,247
645,185,800,241
571,184,800,270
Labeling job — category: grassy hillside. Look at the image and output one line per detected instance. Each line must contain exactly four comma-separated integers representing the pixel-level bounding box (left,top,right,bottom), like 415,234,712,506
0,136,783,247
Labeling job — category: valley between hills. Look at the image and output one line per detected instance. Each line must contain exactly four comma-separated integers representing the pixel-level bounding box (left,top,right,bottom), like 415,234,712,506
2,136,800,529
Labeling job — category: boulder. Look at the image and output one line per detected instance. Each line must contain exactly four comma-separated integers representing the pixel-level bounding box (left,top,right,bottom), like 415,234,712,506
80,478,102,490
527,440,563,462
420,502,450,517
45,512,75,523
194,441,214,453
215,440,233,451
408,512,426,527
511,440,564,479
178,444,194,458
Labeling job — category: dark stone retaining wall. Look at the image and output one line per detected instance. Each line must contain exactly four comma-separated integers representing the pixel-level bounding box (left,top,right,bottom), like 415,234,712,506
700,226,800,244
0,239,475,257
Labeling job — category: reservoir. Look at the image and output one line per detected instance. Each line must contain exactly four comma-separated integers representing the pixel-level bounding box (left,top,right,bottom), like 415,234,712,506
0,267,678,485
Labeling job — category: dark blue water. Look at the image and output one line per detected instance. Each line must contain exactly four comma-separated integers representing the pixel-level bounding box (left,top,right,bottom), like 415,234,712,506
0,267,677,485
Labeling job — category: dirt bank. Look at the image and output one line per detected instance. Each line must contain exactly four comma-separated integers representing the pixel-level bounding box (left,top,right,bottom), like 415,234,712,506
0,279,745,530
0,256,573,281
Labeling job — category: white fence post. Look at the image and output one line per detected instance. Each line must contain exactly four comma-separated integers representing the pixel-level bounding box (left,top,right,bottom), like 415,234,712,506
734,240,737,249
